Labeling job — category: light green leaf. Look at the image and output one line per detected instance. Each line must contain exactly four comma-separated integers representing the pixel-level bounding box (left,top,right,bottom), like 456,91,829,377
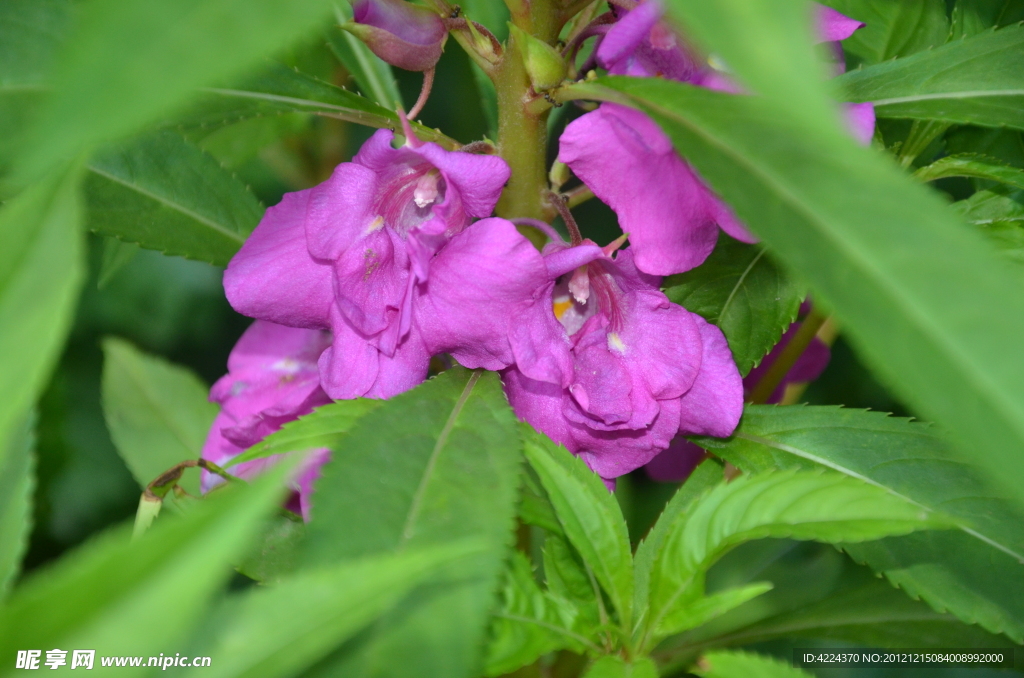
694,651,813,678
176,62,456,148
85,131,262,266
520,488,563,535
952,188,1024,226
524,427,634,629
228,398,380,468
823,0,948,65
836,25,1024,130
0,166,84,465
0,462,292,667
645,470,945,649
101,337,217,494
328,5,402,110
634,459,722,619
914,154,1024,191
562,75,1024,509
485,551,590,676
663,236,803,376
0,413,35,598
299,368,522,678
236,515,305,585
17,0,349,179
658,582,774,639
200,542,482,678
543,534,601,632
696,405,1024,641
584,656,658,678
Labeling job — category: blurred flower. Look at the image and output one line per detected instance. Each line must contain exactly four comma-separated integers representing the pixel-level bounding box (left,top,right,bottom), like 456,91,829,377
201,321,332,521
346,0,447,71
560,1,873,276
503,241,743,482
743,317,832,404
644,436,706,483
224,129,510,399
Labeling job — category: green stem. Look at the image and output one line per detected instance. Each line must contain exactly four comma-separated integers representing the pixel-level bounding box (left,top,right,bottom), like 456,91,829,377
748,309,829,404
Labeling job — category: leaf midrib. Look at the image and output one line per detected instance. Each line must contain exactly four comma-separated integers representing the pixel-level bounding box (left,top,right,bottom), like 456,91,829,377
872,89,1024,107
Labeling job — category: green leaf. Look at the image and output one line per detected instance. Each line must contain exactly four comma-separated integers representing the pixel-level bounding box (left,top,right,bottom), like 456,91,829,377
562,75,1024,509
823,0,949,65
634,459,723,618
694,651,813,678
836,25,1024,131
950,0,1024,39
85,131,262,266
228,398,380,468
299,368,522,678
524,427,634,628
16,0,350,179
914,154,1024,191
663,236,803,376
645,469,944,648
583,656,658,678
0,461,291,664
520,488,563,535
97,237,140,290
0,413,35,598
952,188,1024,227
236,515,305,584
543,534,601,631
0,166,84,464
177,62,456,149
101,337,217,494
485,552,590,676
200,542,482,678
327,5,402,110
695,405,1024,641
658,582,774,638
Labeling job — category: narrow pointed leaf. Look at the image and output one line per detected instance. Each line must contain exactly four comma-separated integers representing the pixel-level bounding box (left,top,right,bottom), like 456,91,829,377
101,337,217,494
914,155,1024,191
696,405,1024,641
658,582,774,638
524,427,634,628
663,236,803,376
85,131,263,265
299,368,522,678
0,414,35,598
836,25,1024,130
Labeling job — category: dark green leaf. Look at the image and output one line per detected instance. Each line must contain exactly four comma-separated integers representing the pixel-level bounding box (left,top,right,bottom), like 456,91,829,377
524,427,634,628
299,368,522,678
696,405,1024,641
562,76,1024,509
485,551,590,676
663,236,803,376
583,656,658,678
97,237,140,289
645,469,945,648
951,0,1024,39
543,534,601,632
836,25,1024,130
327,6,402,111
0,414,34,598
201,542,482,678
101,337,217,494
694,651,813,678
520,489,563,535
17,0,349,179
0,462,291,661
823,0,949,64
85,131,262,266
176,63,456,149
228,398,380,468
914,154,1024,190
0,166,84,464
952,188,1024,227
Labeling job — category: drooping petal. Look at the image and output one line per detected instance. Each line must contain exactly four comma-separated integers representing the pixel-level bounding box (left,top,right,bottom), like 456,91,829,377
560,104,719,276
224,320,331,373
224,191,334,329
575,397,681,478
349,0,447,71
676,316,744,437
815,5,865,43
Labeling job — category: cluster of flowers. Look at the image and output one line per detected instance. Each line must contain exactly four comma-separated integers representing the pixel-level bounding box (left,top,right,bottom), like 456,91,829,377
201,0,867,511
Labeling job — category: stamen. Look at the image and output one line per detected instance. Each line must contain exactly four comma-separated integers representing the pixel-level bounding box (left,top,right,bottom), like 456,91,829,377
569,266,590,304
413,170,441,208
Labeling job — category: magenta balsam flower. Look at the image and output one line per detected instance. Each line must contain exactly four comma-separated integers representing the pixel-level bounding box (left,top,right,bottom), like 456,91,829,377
503,241,743,481
560,1,874,276
201,321,333,521
347,0,448,71
225,129,510,400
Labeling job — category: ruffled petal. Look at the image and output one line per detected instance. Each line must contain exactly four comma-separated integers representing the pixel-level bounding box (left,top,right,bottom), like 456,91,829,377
224,191,334,329
575,397,681,478
331,225,409,340
560,104,719,276
305,162,380,261
676,316,743,437
415,142,511,219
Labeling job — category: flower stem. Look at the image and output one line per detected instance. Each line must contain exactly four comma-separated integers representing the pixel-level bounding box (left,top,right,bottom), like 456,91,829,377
748,309,829,405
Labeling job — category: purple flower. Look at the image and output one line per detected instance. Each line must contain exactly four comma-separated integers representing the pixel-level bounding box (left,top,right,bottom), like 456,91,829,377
224,129,511,400
560,1,874,276
644,436,706,483
503,242,743,481
201,321,333,521
348,0,448,72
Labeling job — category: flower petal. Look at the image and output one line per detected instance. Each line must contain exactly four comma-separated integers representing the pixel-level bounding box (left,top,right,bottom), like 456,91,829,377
815,5,865,43
676,316,743,437
644,437,706,482
305,161,380,262
597,0,664,71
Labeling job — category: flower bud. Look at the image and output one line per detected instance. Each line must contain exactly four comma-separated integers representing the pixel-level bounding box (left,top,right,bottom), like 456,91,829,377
509,24,568,91
346,0,447,72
